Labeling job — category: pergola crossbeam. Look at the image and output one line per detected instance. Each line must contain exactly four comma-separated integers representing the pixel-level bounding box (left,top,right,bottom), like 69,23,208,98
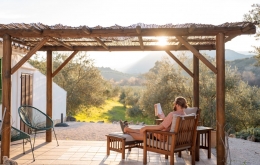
136,26,144,50
94,37,109,50
0,26,255,38
224,35,238,43
165,50,194,77
11,37,49,74
176,36,217,74
49,36,73,50
39,45,215,51
52,51,79,77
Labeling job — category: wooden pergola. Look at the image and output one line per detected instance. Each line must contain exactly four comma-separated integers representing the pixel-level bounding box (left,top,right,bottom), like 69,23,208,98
0,22,256,165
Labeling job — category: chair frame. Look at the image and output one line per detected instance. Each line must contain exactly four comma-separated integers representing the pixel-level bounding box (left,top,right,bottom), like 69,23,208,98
143,115,199,165
18,105,59,150
0,120,35,161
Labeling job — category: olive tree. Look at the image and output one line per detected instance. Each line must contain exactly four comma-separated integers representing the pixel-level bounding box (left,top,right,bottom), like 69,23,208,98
29,52,108,115
243,4,260,65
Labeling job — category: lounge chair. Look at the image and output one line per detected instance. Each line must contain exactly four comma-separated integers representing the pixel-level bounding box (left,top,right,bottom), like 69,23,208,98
143,113,199,165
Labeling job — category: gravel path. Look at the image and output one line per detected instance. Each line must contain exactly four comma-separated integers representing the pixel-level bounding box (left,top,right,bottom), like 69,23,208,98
35,122,260,165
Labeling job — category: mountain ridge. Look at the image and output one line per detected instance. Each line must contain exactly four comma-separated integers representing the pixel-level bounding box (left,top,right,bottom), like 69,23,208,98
121,49,255,74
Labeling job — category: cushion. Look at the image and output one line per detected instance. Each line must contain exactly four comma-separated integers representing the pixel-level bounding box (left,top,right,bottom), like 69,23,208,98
170,114,179,132
170,112,197,132
184,107,198,115
108,132,136,142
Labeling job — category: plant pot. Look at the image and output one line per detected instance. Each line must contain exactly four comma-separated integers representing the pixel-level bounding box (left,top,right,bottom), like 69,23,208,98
211,130,216,148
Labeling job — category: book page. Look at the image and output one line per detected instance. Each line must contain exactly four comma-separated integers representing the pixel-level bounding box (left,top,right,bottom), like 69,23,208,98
154,103,163,116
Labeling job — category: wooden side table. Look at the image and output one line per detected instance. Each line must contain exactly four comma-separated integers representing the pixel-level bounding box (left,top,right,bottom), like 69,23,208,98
196,126,214,161
154,119,163,125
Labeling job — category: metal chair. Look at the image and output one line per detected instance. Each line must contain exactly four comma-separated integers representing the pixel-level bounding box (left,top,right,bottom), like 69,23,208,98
0,117,35,161
18,105,59,150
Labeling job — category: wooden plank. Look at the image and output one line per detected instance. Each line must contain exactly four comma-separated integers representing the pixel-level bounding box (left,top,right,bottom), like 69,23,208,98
224,35,238,43
136,26,144,50
1,34,12,163
193,54,199,107
11,37,48,74
30,26,42,34
94,37,109,50
52,51,79,77
82,26,91,34
216,33,225,165
189,25,196,33
46,50,52,142
176,36,188,50
0,26,255,38
165,50,193,78
11,38,32,48
49,36,73,50
176,36,217,74
39,45,215,51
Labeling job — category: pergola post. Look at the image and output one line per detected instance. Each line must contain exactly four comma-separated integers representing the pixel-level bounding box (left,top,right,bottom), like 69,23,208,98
46,50,53,142
193,54,199,108
1,34,12,163
216,33,225,165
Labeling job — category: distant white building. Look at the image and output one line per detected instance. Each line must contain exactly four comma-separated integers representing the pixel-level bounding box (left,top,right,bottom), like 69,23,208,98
0,44,67,129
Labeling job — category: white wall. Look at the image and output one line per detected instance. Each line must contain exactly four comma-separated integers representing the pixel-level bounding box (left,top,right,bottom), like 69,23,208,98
32,70,67,125
1,46,67,128
9,69,67,129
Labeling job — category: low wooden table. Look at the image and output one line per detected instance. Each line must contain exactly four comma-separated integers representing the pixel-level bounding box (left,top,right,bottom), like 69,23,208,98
154,119,163,125
196,126,214,161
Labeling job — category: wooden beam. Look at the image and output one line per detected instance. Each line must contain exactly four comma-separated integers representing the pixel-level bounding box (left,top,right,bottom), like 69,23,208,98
165,50,193,77
242,23,255,32
176,36,217,74
193,54,199,107
216,33,225,165
49,36,73,50
11,37,48,74
176,26,195,50
82,26,91,34
11,38,32,48
136,26,144,50
188,25,196,33
176,36,188,50
39,45,216,51
0,26,255,38
46,50,52,142
52,51,79,77
30,26,42,34
93,37,109,50
1,34,12,164
224,35,238,43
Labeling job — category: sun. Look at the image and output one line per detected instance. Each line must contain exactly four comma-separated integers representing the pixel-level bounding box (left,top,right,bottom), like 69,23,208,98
157,37,168,46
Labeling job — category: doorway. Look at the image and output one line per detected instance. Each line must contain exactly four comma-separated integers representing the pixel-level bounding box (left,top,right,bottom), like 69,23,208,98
20,73,33,133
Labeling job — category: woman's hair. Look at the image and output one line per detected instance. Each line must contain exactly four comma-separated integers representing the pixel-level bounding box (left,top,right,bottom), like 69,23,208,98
173,96,188,110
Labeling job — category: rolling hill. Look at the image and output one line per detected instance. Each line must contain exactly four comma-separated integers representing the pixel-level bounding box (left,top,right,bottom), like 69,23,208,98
121,49,254,74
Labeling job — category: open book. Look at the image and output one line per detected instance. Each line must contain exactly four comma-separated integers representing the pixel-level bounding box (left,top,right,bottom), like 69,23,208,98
154,103,164,116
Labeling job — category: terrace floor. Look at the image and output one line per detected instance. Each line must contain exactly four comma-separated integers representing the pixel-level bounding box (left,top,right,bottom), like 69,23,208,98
9,140,216,165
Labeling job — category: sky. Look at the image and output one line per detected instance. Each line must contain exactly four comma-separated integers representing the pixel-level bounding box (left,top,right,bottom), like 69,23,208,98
1,0,259,70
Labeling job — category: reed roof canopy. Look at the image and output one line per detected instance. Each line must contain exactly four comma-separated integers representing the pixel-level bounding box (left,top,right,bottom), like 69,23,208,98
0,22,256,52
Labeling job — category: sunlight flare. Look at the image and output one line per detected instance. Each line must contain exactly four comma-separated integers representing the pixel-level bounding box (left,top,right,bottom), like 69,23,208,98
157,37,168,46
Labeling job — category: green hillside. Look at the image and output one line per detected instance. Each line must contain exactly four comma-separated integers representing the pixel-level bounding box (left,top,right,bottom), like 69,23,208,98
98,67,137,81
228,57,260,86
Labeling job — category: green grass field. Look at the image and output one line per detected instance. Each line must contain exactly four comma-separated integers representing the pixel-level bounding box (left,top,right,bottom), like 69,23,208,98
74,99,154,124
